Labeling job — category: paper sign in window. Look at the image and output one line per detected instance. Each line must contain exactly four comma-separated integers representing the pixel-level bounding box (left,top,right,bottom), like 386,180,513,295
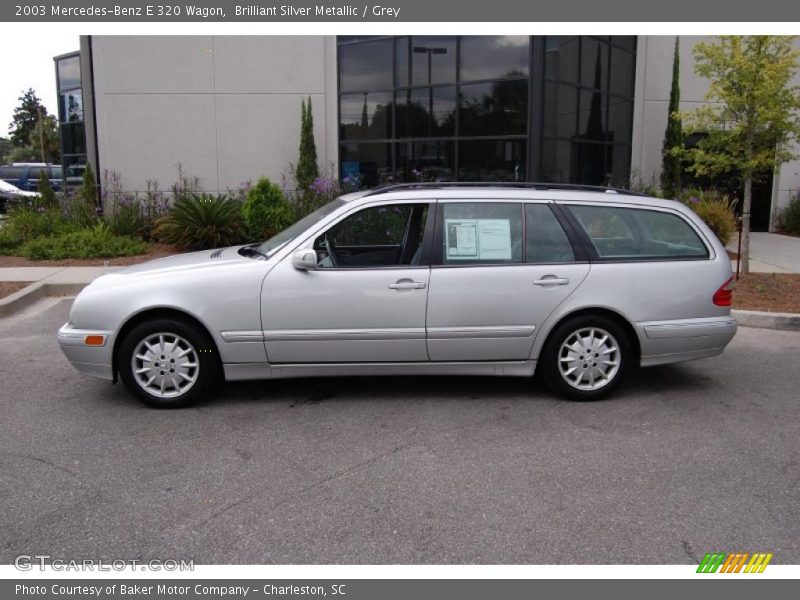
445,219,512,260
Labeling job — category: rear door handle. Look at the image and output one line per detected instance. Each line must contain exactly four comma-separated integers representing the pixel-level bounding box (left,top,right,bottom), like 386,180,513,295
389,280,427,290
533,276,570,286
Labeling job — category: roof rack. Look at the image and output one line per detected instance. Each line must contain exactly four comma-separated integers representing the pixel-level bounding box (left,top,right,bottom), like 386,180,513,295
362,181,650,198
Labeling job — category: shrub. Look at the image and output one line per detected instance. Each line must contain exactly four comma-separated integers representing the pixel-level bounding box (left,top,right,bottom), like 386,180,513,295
155,192,245,250
37,170,57,208
20,223,148,260
778,194,800,235
102,170,144,237
680,189,737,245
4,205,79,242
242,178,294,241
0,227,23,255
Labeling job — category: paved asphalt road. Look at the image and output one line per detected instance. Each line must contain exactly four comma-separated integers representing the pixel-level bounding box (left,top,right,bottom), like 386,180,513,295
0,300,798,565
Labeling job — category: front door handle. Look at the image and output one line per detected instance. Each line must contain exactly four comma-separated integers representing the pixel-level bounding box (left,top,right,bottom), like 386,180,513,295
389,280,427,290
533,276,570,286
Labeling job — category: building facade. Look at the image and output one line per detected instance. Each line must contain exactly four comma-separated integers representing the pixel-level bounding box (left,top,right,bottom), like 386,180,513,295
63,35,800,232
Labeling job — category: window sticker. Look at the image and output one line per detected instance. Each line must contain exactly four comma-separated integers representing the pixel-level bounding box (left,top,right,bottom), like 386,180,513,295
445,219,512,260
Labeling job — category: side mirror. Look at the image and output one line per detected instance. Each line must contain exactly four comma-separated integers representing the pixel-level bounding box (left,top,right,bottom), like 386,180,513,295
292,248,318,271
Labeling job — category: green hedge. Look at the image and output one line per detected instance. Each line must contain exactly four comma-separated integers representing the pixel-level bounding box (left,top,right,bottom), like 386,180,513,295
20,225,149,260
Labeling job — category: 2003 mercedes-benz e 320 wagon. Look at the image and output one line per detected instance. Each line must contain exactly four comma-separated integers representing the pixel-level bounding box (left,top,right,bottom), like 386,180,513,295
58,183,737,408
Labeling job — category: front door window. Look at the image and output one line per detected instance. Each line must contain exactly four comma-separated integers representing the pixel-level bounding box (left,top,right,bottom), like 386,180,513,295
314,203,430,268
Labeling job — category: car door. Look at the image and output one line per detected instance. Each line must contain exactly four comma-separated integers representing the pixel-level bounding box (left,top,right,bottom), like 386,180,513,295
260,200,434,364
426,200,590,361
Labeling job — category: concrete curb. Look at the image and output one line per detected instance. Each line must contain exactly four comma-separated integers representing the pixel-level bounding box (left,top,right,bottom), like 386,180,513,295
0,281,86,318
732,309,800,331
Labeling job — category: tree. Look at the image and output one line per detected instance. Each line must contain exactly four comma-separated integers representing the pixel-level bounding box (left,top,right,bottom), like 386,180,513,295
661,37,684,199
295,97,319,194
29,113,60,163
9,89,47,147
80,161,98,208
37,170,56,207
685,36,800,275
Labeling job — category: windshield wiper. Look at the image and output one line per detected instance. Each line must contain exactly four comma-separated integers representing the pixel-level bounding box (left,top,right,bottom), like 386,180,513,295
238,245,268,259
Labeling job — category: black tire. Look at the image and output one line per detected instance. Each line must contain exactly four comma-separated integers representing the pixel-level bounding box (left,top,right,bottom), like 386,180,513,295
540,314,632,401
117,318,219,408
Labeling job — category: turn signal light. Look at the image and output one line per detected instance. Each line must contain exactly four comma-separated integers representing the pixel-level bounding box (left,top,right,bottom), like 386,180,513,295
84,335,106,346
713,277,734,307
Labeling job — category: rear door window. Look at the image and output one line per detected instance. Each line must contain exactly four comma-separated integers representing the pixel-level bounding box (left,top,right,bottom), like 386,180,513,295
567,205,709,259
440,202,523,265
525,204,575,263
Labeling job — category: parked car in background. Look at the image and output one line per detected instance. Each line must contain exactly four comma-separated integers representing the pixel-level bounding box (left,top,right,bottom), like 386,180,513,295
58,183,737,408
0,178,40,213
0,162,63,192
64,163,86,187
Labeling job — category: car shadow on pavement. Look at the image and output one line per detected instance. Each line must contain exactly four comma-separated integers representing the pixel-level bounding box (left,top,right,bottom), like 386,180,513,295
184,363,716,409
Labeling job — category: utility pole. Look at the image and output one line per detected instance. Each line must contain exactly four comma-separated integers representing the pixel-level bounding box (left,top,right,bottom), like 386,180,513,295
38,108,46,163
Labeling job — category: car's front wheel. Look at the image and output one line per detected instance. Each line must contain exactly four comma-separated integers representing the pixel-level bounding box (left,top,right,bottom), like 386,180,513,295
540,314,632,401
118,318,219,408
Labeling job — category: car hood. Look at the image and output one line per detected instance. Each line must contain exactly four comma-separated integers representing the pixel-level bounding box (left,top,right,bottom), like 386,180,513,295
112,245,257,277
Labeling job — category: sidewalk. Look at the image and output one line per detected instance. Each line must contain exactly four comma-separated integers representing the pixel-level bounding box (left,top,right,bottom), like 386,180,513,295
727,232,800,274
0,265,121,285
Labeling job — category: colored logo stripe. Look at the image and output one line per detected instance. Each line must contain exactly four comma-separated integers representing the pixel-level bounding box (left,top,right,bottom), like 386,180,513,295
697,553,726,573
744,553,773,573
697,552,773,573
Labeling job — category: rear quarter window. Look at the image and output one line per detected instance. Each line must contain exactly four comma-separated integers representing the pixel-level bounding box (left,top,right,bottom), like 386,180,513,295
567,204,709,260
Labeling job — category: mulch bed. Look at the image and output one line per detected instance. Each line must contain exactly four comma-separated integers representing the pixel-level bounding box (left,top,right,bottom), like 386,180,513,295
0,243,179,268
0,281,32,300
733,273,800,313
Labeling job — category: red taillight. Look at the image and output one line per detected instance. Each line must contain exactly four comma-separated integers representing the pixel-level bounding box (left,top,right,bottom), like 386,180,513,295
713,276,734,307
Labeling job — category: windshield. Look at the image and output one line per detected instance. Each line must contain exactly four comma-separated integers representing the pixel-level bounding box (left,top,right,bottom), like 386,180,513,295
257,198,346,256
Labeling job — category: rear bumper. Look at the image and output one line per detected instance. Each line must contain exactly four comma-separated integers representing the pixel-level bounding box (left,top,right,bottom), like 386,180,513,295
57,323,114,381
637,316,737,367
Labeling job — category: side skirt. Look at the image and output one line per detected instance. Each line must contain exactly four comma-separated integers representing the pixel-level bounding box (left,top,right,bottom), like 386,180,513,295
223,360,537,381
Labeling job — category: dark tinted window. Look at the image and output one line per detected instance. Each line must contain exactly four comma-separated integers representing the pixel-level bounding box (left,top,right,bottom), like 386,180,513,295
403,36,456,86
57,55,81,90
0,166,25,179
544,37,580,85
580,38,609,91
340,143,393,188
396,140,454,182
395,86,456,137
459,79,528,136
609,47,635,98
458,140,526,182
525,204,575,263
441,202,523,264
460,36,529,82
60,122,87,155
541,36,636,186
339,92,392,140
59,90,83,123
339,39,393,92
543,82,578,138
568,205,708,259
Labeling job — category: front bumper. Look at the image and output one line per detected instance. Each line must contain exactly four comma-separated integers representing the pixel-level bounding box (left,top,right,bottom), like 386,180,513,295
57,323,115,381
637,316,738,367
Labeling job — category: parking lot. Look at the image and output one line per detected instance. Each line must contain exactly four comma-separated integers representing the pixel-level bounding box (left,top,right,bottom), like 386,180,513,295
0,299,798,564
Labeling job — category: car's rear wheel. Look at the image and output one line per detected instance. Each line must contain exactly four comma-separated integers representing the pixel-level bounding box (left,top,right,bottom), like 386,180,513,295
540,314,632,401
118,318,218,408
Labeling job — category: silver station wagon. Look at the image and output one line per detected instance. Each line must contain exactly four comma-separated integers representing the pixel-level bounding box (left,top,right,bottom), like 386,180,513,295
57,183,737,407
